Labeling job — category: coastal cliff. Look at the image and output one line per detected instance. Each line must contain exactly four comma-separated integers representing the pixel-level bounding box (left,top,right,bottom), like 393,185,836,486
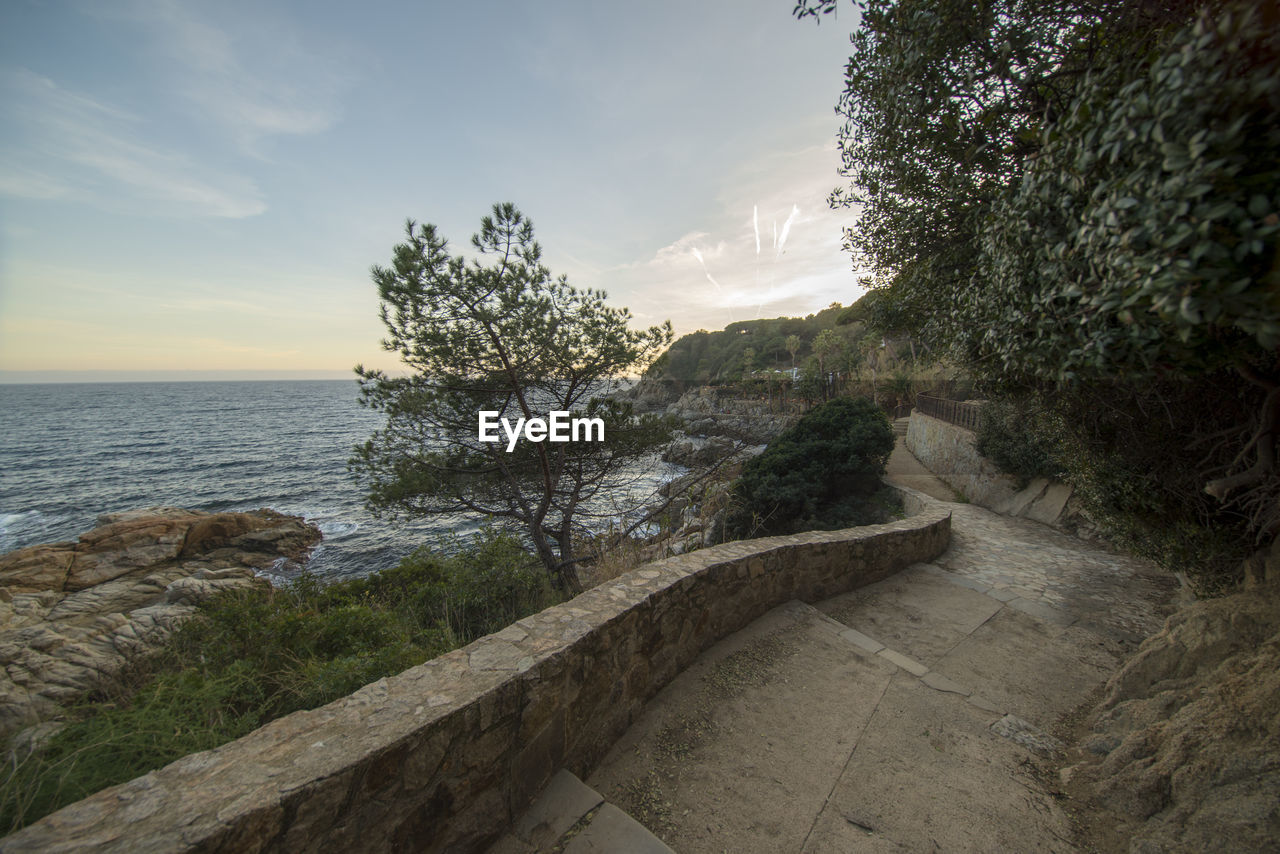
0,507,320,743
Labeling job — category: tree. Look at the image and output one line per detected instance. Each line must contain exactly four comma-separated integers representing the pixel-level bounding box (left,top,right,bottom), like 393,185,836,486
727,396,895,537
796,0,1280,580
351,204,674,593
795,0,1200,345
954,5,1280,389
812,328,845,398
785,334,803,369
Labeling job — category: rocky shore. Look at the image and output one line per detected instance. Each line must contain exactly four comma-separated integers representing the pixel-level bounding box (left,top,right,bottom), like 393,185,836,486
656,385,796,467
0,507,320,744
621,384,800,560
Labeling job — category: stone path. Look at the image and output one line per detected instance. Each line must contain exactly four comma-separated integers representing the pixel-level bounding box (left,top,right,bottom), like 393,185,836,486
497,437,1178,852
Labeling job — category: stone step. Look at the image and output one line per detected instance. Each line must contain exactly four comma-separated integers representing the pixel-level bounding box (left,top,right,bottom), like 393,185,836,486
488,769,674,854
585,599,900,853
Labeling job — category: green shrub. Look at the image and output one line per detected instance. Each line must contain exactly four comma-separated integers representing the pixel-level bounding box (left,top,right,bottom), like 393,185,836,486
975,397,1063,487
727,396,898,537
975,386,1255,594
1,529,558,833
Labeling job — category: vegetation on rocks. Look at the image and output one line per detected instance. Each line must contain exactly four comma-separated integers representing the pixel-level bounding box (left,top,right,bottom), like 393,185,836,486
0,530,556,834
727,396,898,537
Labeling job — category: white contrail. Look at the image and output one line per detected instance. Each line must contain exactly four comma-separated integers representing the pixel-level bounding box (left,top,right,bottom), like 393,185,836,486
777,205,800,256
753,205,760,255
772,220,777,251
690,246,722,291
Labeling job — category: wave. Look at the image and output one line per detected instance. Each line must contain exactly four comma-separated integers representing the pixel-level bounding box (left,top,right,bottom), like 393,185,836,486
313,519,360,539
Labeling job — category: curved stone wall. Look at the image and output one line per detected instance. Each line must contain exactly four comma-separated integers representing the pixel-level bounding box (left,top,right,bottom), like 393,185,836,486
4,492,950,854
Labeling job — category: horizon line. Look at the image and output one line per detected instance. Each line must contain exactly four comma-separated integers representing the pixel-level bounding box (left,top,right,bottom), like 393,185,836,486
0,369,365,384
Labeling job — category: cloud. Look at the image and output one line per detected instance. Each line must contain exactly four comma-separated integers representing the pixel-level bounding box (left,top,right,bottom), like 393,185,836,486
0,70,266,217
0,166,73,201
592,142,865,333
116,0,344,150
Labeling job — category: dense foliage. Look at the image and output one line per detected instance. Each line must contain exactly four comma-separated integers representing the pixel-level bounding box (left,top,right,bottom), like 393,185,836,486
727,396,897,537
648,303,860,383
978,387,1256,591
974,397,1063,488
1,532,556,833
958,6,1280,383
352,204,674,592
798,0,1280,584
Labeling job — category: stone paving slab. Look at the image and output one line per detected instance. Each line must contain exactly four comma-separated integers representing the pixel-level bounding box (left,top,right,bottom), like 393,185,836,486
818,564,1003,667
802,673,1077,854
920,671,970,696
884,436,963,503
936,504,1176,646
510,769,604,850
930,609,1125,731
586,600,897,854
876,647,929,677
839,627,884,654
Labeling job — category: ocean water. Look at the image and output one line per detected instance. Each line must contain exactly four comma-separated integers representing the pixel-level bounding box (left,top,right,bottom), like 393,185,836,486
0,380,677,582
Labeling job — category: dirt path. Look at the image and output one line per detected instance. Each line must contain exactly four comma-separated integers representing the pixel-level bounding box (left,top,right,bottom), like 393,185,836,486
576,439,1177,852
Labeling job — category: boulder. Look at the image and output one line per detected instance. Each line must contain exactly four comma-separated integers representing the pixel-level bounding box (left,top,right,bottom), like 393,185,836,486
66,510,203,590
0,507,320,740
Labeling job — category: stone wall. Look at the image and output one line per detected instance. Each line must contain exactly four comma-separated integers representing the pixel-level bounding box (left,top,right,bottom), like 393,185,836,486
905,412,1081,528
905,411,1019,508
4,493,950,854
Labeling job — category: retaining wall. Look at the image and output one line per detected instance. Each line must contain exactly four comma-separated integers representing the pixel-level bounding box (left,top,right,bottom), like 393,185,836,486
906,411,1020,508
906,412,1079,528
4,492,951,854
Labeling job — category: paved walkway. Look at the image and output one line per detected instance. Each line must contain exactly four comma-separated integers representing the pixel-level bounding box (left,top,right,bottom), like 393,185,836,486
497,438,1178,852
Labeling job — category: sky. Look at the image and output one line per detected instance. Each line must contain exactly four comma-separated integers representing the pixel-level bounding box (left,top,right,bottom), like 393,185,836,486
0,0,864,381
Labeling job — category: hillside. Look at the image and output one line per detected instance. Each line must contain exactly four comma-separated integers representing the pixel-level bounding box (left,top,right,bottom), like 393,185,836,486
647,304,862,384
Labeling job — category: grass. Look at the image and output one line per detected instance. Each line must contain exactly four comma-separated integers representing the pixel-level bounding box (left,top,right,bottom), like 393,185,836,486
1,529,560,834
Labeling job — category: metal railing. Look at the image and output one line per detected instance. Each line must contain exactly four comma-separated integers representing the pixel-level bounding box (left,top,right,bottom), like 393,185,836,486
915,393,985,431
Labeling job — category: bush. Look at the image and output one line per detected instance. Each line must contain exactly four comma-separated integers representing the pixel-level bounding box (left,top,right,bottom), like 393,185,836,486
727,396,898,537
975,397,1064,487
1,529,557,833
976,387,1255,594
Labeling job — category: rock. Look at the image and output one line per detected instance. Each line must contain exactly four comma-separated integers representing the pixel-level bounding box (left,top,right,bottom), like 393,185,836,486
0,546,76,592
8,721,63,761
0,507,320,740
662,389,797,446
662,434,744,467
66,511,202,590
1024,482,1073,525
619,376,684,411
181,512,271,555
1061,582,1280,850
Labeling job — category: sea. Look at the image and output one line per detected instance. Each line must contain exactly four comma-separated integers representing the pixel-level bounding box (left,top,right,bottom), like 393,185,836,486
0,380,679,583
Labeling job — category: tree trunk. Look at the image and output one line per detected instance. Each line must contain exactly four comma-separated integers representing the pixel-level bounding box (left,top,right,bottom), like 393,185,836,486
555,525,583,595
